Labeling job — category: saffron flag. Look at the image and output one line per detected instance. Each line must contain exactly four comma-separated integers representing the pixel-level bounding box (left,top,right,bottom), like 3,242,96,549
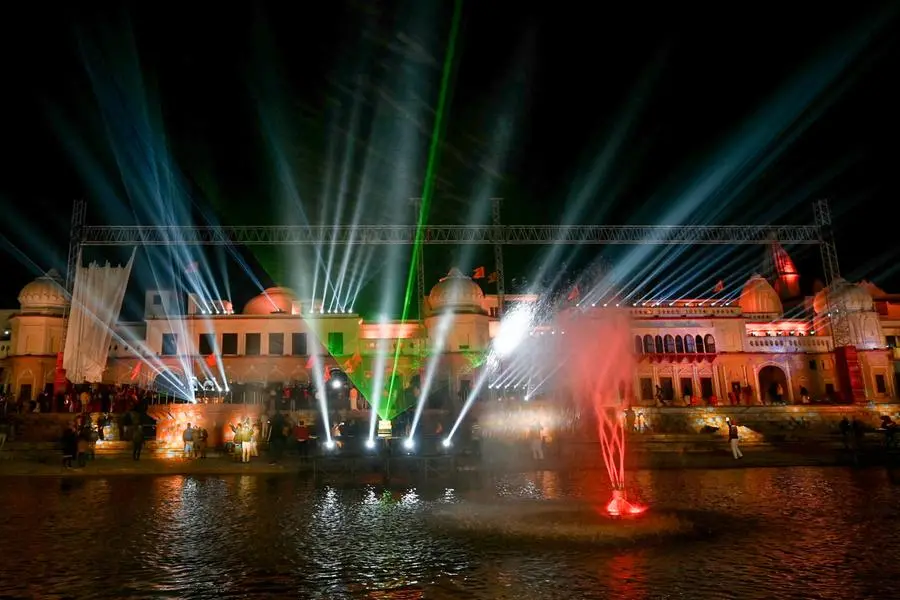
487,271,499,284
713,279,725,293
472,266,486,279
130,361,141,381
205,353,217,368
567,284,580,302
305,355,315,369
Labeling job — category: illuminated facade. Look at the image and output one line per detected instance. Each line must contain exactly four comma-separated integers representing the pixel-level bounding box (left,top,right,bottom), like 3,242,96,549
1,251,899,406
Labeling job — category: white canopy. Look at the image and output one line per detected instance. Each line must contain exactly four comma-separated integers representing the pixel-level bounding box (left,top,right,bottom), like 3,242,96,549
63,250,135,383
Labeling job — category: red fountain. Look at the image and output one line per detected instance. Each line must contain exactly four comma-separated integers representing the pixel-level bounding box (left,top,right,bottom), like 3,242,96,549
558,308,646,517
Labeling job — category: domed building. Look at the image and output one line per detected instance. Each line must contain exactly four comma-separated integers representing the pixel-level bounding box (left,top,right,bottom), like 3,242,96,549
243,287,301,315
425,268,490,355
813,279,884,351
2,271,69,401
426,268,486,315
2,243,898,411
18,270,67,315
739,274,783,317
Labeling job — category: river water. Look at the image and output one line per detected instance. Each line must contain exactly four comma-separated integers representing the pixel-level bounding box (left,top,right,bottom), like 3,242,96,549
0,467,897,599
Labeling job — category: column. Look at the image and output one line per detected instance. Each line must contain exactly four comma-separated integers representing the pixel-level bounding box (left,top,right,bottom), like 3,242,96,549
751,366,762,405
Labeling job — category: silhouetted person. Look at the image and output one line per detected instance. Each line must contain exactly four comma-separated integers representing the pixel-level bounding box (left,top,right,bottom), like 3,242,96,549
839,416,851,450
61,424,77,468
269,409,287,464
132,421,145,460
727,418,743,459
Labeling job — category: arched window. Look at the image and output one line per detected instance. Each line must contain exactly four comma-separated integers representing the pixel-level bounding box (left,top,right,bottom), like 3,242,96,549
695,335,705,353
664,334,676,353
704,334,717,354
634,335,644,355
655,335,664,354
675,335,684,353
643,335,654,354
684,335,695,352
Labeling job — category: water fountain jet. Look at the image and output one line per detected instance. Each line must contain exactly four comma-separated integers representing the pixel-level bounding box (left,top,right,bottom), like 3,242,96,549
557,307,646,517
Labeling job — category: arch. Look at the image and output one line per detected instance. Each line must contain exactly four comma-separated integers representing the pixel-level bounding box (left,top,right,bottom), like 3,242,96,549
758,365,788,404
634,335,644,355
695,335,705,353
663,335,676,353
643,335,654,354
684,335,696,352
675,335,684,353
704,334,717,354
654,335,664,354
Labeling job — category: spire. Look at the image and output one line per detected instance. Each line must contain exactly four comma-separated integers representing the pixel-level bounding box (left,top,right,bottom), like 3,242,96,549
769,240,800,300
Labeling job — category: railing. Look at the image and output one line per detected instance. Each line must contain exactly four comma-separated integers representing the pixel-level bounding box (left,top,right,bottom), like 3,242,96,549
747,336,831,352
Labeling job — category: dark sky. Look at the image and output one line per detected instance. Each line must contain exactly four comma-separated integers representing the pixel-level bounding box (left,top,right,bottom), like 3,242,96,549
2,1,899,316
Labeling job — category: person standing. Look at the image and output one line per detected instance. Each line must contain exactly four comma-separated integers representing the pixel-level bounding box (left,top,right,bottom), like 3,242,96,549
182,423,194,458
132,420,145,460
269,408,287,465
529,421,544,460
727,418,743,459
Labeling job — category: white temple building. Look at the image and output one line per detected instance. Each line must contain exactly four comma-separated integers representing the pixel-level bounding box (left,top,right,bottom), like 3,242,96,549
2,246,899,408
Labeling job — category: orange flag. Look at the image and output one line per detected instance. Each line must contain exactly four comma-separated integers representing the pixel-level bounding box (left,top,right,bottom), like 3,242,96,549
205,353,217,368
472,266,486,279
713,280,725,293
130,362,141,381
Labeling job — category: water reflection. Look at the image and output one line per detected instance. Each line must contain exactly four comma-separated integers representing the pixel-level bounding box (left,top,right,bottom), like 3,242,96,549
0,467,897,599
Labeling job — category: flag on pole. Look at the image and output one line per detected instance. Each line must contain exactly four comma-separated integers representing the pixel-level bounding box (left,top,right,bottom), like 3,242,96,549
472,266,486,279
567,284,581,302
487,271,499,284
205,353,217,368
713,279,725,293
130,361,141,381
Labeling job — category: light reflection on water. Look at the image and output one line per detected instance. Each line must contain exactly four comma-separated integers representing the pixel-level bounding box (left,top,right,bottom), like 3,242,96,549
0,467,897,599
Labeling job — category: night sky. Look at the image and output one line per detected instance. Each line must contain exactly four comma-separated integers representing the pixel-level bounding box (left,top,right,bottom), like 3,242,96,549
2,2,899,317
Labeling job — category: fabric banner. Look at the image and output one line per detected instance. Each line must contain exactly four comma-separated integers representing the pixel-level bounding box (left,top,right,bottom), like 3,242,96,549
63,250,136,383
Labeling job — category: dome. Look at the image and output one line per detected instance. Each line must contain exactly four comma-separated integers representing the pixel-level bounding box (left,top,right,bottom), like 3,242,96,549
243,287,299,315
18,270,67,314
428,268,485,313
739,274,783,315
813,279,874,315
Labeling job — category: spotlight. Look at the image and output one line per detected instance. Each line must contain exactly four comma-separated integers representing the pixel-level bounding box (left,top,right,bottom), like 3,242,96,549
324,440,336,450
403,438,414,450
365,439,376,450
331,379,341,389
441,438,451,448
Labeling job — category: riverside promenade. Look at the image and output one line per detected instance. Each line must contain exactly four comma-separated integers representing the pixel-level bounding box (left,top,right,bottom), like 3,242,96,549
0,440,876,478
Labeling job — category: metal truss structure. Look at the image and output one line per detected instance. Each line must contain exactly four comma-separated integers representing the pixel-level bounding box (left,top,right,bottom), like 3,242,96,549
813,199,851,348
79,223,821,246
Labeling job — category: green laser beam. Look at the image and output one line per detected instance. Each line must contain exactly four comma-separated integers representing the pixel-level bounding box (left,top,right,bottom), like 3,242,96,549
386,0,463,418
